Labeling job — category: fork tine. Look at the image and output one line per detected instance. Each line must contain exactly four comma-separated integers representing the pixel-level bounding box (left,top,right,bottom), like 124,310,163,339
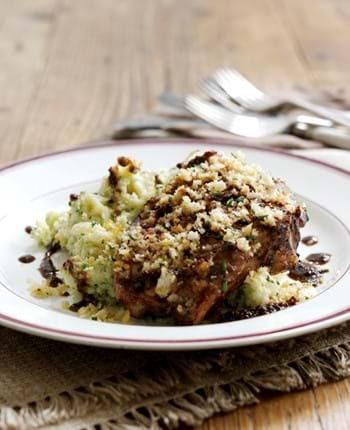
216,69,262,99
228,69,264,95
185,95,288,137
200,78,244,113
187,98,230,124
214,68,350,125
211,69,250,106
221,68,258,92
186,99,248,135
212,68,278,111
186,96,233,125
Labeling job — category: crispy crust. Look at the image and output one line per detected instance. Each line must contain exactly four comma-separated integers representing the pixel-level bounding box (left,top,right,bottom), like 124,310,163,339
113,151,305,324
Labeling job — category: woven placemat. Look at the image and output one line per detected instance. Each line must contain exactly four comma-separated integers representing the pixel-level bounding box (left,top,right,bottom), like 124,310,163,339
2,322,350,430
2,89,350,429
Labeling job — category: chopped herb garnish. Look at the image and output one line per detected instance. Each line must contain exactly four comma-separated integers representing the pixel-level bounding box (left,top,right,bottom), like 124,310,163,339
212,192,222,199
204,221,211,230
91,221,97,227
91,316,97,321
128,233,137,241
226,196,244,206
246,234,257,241
222,280,228,293
221,260,227,273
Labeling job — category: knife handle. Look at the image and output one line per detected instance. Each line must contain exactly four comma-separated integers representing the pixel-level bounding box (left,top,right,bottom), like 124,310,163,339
308,126,350,150
294,124,350,150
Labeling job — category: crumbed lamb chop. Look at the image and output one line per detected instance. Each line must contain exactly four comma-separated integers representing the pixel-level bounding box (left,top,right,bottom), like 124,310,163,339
113,151,306,325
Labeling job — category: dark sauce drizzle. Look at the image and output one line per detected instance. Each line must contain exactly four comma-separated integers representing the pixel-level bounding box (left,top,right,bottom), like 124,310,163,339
233,298,297,320
289,261,322,286
20,227,36,262
18,254,35,264
305,253,331,265
302,235,318,246
25,226,33,234
216,298,297,322
39,241,63,287
69,295,98,312
37,241,95,310
62,259,98,312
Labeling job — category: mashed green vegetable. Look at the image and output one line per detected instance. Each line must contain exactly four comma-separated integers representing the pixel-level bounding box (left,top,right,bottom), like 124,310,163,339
32,156,159,304
239,267,316,307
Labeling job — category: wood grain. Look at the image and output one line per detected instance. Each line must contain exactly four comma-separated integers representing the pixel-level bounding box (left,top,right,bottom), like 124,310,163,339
0,0,349,428
201,380,350,430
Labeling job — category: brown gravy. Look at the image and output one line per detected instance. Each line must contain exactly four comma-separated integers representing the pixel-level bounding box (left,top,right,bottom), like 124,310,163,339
69,295,97,312
289,261,321,285
305,253,331,265
69,300,89,312
18,254,35,264
38,241,62,287
301,235,319,246
219,298,297,322
24,226,33,234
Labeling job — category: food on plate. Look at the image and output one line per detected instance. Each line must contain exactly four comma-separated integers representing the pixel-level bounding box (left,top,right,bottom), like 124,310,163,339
29,150,323,324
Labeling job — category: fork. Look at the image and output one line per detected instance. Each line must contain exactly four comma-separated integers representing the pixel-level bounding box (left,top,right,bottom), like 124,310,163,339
213,68,350,128
184,95,332,138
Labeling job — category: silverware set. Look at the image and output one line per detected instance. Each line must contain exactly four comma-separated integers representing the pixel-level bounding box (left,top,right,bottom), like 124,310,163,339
107,68,350,149
162,68,350,149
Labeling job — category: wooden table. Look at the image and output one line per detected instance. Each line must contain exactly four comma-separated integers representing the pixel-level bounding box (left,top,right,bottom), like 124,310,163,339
1,1,349,428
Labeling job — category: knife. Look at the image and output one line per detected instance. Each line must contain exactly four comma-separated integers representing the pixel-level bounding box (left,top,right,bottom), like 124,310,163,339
293,123,350,150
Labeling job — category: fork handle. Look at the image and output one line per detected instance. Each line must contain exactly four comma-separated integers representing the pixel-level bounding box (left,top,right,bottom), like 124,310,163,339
289,97,350,128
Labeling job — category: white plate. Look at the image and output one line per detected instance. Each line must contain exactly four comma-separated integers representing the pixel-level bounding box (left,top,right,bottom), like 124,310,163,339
0,139,349,350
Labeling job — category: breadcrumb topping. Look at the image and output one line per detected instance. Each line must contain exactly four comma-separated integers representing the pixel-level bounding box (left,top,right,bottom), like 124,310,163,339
115,151,301,297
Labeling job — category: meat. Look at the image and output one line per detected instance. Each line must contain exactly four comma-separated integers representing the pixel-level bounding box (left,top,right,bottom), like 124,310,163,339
114,213,303,324
113,151,305,325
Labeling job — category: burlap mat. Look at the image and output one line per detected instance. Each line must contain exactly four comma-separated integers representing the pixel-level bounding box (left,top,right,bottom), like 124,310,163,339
2,322,350,430
2,88,350,429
